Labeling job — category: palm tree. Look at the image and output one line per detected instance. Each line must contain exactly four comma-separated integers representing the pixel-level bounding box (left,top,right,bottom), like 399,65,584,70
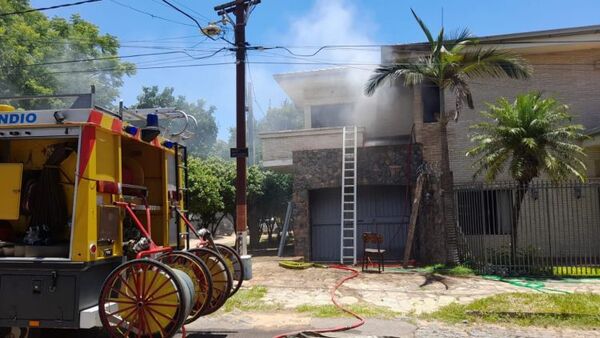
364,9,531,262
467,92,588,260
365,9,531,174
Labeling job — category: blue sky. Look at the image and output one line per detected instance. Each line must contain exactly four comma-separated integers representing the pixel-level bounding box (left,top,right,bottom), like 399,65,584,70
31,0,600,140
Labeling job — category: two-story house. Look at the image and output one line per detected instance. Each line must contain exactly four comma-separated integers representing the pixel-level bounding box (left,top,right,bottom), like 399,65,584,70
260,24,600,264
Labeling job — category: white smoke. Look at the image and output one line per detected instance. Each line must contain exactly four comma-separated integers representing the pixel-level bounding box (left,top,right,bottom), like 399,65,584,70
285,0,379,66
251,0,381,113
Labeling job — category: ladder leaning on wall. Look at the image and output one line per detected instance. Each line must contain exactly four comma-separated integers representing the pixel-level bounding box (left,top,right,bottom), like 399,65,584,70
340,126,358,265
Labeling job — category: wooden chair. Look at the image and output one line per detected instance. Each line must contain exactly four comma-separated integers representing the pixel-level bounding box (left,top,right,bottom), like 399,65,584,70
362,232,385,273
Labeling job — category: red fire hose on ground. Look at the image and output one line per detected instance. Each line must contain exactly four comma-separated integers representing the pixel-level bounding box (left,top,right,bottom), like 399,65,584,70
273,265,365,338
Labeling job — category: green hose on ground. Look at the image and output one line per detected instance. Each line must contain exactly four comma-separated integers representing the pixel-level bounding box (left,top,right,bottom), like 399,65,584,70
278,260,328,269
483,275,570,294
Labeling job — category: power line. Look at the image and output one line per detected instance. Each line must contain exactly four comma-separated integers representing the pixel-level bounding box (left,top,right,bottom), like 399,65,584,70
259,40,600,58
41,58,599,76
169,0,213,22
250,49,379,67
4,34,226,45
1,48,229,70
0,40,594,71
132,51,234,67
2,49,595,72
161,0,218,41
47,61,235,74
264,40,600,49
109,0,196,28
0,0,101,17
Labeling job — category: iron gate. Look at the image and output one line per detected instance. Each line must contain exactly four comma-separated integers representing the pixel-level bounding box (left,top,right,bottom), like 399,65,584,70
454,179,600,276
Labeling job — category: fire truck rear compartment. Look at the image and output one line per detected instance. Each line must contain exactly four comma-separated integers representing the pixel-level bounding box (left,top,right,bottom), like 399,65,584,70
0,137,78,259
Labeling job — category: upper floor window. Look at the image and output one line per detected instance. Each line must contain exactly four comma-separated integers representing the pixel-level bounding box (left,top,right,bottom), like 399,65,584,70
311,103,354,128
421,81,440,123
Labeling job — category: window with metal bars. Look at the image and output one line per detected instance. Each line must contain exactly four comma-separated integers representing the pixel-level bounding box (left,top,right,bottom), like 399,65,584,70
456,189,513,235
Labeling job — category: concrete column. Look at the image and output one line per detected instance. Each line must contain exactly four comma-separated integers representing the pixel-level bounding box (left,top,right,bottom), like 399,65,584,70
303,106,311,129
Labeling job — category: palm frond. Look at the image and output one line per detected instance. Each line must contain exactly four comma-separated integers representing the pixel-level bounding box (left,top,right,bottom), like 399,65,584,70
448,74,473,120
468,92,588,183
364,63,425,96
445,27,476,52
433,27,445,57
411,8,434,46
461,48,532,80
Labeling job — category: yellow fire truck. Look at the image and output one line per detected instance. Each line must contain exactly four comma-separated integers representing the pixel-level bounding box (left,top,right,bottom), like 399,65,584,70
0,89,243,337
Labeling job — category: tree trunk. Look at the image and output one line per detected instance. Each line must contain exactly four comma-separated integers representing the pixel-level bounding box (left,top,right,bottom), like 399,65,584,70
438,88,458,263
510,181,530,267
439,87,450,174
210,213,227,235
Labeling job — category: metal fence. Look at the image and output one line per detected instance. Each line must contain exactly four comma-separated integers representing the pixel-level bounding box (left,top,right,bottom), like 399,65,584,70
454,179,600,276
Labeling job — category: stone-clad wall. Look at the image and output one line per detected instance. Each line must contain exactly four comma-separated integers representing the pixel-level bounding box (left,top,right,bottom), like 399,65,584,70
291,144,423,259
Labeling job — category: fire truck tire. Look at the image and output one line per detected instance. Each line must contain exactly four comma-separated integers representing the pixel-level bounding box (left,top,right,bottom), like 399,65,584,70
98,259,189,338
187,247,233,315
157,251,213,324
215,244,244,296
170,268,195,321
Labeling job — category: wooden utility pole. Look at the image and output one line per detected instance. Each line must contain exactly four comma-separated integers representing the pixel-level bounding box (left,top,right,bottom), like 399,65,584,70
215,0,260,255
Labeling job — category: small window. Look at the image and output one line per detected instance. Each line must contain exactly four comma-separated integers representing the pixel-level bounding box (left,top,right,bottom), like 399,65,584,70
457,190,512,235
311,103,354,128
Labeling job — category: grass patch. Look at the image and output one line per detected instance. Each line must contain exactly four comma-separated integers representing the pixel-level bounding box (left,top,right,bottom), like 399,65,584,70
296,303,399,319
424,264,475,276
222,286,281,313
425,292,600,328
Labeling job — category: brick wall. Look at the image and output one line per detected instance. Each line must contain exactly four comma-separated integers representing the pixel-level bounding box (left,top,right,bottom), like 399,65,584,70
444,48,600,183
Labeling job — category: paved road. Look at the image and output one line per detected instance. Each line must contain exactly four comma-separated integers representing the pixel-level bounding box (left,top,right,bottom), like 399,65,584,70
7,318,600,338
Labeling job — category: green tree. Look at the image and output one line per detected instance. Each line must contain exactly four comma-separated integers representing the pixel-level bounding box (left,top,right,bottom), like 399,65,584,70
186,157,234,233
134,86,218,158
0,1,135,107
186,156,292,247
187,157,225,231
467,92,588,260
253,170,293,245
364,9,531,262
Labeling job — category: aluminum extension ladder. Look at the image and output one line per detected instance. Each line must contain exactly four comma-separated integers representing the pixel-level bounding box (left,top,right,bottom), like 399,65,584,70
340,126,357,265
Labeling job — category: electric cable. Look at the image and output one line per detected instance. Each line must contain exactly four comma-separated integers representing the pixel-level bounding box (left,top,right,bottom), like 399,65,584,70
1,48,229,70
262,39,600,51
1,34,228,46
0,0,101,17
109,0,195,28
249,49,379,69
46,61,235,74
169,0,213,23
161,0,218,41
132,50,234,67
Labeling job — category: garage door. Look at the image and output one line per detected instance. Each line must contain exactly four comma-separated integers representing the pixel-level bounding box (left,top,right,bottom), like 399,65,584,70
310,186,409,262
